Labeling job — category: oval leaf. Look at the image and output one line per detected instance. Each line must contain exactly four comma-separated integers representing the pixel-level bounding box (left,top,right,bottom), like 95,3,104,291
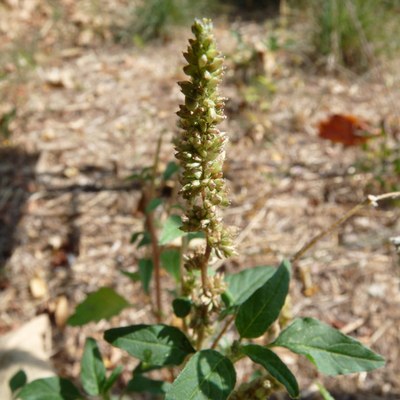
159,215,185,245
241,344,299,398
68,287,130,326
172,297,192,318
163,161,180,180
165,350,236,400
121,270,140,282
223,266,276,307
80,338,106,396
9,369,27,393
19,377,81,400
130,231,144,244
138,231,151,247
235,260,291,338
104,324,195,368
272,318,385,376
138,258,153,294
146,197,163,213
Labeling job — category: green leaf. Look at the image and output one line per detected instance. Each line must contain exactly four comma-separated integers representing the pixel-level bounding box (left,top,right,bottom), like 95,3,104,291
172,297,192,318
80,338,106,396
67,287,130,326
138,231,151,247
171,203,185,211
146,197,163,213
121,261,153,293
235,260,291,339
130,231,144,244
187,231,205,241
130,231,152,248
127,374,171,394
9,369,27,393
159,215,185,245
102,365,123,394
165,349,236,400
160,248,181,282
163,161,180,180
121,270,140,282
223,266,276,308
104,324,195,368
133,362,163,374
18,377,81,400
138,258,153,294
126,166,153,182
272,318,385,376
241,344,299,398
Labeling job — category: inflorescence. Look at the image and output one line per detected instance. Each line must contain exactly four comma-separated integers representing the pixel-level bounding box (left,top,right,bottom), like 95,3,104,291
175,18,235,260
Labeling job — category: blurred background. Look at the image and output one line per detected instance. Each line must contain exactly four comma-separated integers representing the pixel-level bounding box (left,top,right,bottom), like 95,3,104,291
0,1,399,399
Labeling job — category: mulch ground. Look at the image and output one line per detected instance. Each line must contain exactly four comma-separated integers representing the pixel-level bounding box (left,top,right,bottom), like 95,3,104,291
1,4,399,399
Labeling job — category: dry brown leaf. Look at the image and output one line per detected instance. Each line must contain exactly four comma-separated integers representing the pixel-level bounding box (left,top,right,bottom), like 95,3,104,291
51,249,69,267
318,114,375,146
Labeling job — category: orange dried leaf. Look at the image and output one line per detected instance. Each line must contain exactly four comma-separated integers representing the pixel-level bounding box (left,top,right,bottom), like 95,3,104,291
318,114,371,146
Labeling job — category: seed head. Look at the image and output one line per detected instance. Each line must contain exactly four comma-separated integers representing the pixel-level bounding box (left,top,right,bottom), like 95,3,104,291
175,18,235,258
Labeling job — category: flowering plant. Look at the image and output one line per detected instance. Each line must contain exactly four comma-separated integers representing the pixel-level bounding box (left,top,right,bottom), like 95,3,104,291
14,18,386,400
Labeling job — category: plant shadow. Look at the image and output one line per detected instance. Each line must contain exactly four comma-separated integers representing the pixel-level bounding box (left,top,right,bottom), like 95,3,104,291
0,146,39,274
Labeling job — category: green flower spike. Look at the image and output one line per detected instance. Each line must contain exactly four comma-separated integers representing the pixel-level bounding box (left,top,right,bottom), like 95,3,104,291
175,18,235,259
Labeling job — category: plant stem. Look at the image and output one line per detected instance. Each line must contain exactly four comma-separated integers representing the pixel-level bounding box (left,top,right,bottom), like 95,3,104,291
179,235,189,336
196,239,212,351
195,240,212,350
196,321,205,350
292,191,400,263
145,132,164,322
149,132,163,198
146,210,162,322
180,235,188,295
211,313,235,349
201,242,212,294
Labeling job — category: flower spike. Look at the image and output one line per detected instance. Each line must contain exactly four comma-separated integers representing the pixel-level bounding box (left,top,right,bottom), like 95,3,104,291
175,18,234,258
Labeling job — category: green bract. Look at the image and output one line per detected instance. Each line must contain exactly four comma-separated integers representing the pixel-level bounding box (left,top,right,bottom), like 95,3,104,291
175,18,234,259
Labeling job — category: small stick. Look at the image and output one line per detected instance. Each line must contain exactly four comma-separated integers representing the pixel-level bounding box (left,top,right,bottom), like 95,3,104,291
292,192,400,263
211,314,236,350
